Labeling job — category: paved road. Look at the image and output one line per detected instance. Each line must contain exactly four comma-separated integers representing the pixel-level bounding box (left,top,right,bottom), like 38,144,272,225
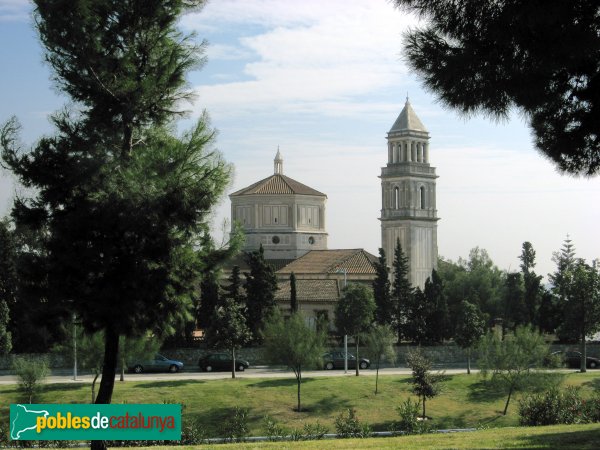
0,366,483,384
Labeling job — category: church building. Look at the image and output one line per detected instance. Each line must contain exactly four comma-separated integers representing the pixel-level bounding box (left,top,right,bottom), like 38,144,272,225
227,100,438,325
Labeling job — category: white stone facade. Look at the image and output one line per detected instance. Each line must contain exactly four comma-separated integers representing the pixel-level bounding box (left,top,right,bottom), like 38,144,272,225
380,100,439,288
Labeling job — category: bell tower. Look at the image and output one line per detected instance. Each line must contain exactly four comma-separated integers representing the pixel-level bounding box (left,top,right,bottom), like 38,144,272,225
380,99,439,288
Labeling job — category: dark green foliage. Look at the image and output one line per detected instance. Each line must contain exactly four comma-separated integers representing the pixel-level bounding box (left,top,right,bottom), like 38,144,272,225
518,387,594,426
556,259,600,371
424,269,450,342
406,347,443,419
538,290,561,335
290,272,298,313
0,220,14,354
34,0,207,157
204,298,251,379
222,407,249,443
334,283,376,376
404,270,449,344
197,270,221,330
403,287,428,344
0,299,11,355
372,247,393,326
223,265,245,305
1,6,229,443
334,408,372,438
395,398,421,434
262,311,326,411
437,249,504,334
244,244,278,342
181,419,209,445
519,242,543,328
503,272,527,331
391,239,413,339
394,0,600,175
478,326,550,415
454,300,486,374
12,356,49,403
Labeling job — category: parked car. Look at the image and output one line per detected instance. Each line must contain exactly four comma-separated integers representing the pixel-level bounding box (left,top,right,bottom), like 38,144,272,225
199,353,250,372
128,354,183,374
322,351,370,370
551,351,600,369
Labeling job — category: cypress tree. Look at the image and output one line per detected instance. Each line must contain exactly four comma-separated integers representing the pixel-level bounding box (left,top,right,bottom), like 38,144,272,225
372,248,394,326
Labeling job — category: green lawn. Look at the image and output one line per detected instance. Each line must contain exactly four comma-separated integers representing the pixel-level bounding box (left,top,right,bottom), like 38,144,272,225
137,423,600,449
1,371,599,439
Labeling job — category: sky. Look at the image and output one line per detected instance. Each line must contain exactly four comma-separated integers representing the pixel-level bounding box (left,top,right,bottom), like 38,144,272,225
0,0,599,281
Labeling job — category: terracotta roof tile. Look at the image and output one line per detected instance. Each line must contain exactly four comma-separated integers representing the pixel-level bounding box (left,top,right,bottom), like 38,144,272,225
277,249,377,275
275,279,339,302
230,174,326,197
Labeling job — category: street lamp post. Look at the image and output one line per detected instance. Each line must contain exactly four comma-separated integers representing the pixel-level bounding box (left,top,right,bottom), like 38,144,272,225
72,313,78,381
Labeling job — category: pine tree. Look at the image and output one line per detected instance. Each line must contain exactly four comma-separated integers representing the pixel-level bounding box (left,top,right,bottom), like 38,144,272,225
0,220,15,354
1,6,227,450
519,242,543,327
503,272,527,331
424,269,450,343
197,271,221,330
244,244,278,341
372,248,393,326
223,265,245,305
391,239,413,340
290,272,298,313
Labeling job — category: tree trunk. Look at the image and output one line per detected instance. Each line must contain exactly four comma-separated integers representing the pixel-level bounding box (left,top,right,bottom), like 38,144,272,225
231,347,236,379
422,396,426,419
91,326,119,450
120,355,125,382
503,384,514,415
297,365,302,412
580,326,587,373
375,356,380,394
467,348,471,375
91,371,100,403
355,336,360,377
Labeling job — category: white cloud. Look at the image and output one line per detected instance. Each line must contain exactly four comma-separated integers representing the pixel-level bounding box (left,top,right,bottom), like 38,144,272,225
0,0,29,22
186,0,418,119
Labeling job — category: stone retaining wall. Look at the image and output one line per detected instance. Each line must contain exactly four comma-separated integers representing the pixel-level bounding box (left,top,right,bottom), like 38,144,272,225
2,343,599,371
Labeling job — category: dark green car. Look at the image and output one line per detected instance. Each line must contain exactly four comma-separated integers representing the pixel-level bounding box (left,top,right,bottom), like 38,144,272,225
198,353,250,372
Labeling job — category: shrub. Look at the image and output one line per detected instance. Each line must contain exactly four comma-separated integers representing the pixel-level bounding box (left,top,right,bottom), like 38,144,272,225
12,356,49,403
263,415,286,441
518,387,587,426
303,422,328,440
395,398,421,434
180,418,208,445
334,408,371,438
582,394,600,423
221,406,249,442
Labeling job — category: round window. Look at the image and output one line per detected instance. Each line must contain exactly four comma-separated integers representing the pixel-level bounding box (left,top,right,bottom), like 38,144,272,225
308,236,315,245
272,236,280,244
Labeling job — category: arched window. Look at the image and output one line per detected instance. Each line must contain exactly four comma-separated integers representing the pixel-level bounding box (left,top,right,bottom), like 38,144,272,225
394,187,400,209
420,186,426,209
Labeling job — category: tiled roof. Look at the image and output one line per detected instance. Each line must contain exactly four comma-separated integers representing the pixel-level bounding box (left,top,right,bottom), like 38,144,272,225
389,99,428,133
277,249,377,275
230,174,326,197
223,254,295,273
275,279,339,302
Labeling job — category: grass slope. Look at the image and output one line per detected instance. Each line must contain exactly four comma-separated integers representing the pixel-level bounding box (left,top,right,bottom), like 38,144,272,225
138,423,600,449
1,371,598,438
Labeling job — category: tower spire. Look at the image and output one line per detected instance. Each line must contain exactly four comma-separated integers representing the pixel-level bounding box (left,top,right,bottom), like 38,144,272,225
274,147,283,174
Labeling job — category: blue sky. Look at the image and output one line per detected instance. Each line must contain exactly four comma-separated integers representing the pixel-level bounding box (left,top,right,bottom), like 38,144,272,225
1,0,599,279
